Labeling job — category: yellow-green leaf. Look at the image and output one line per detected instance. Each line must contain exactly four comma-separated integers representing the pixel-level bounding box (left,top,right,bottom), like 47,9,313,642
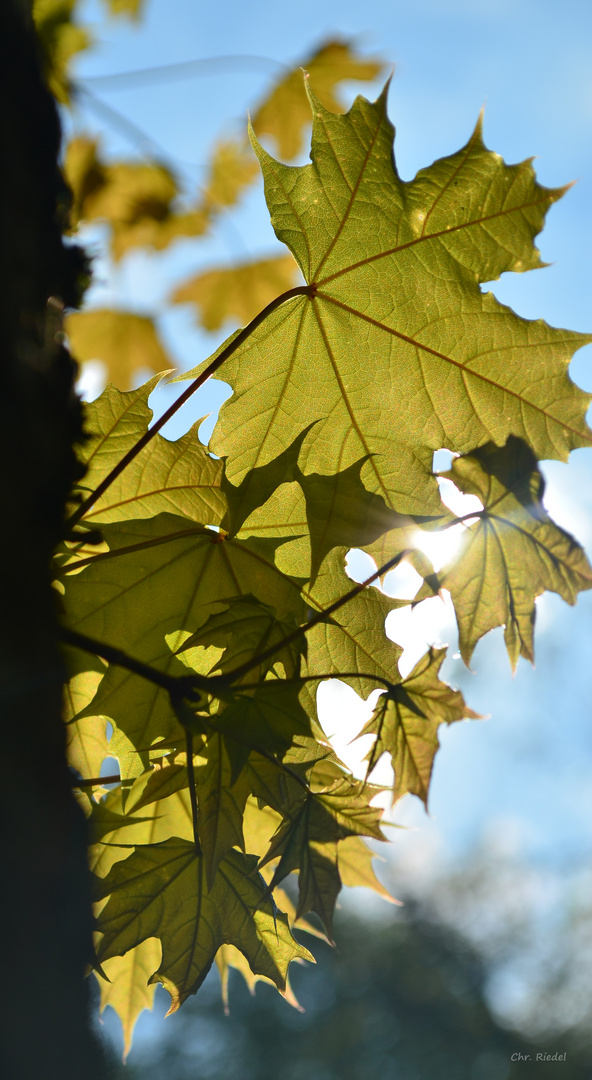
200,88,591,524
93,840,314,1011
419,438,592,666
33,0,91,104
361,647,479,805
75,378,225,526
66,310,173,389
201,140,259,210
96,938,161,1060
172,254,300,332
252,40,384,161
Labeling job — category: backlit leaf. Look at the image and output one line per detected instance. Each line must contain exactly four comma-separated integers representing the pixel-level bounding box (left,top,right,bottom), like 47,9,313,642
74,379,225,525
419,438,592,666
199,88,591,523
96,939,161,1060
262,776,385,936
93,840,314,1011
362,647,479,805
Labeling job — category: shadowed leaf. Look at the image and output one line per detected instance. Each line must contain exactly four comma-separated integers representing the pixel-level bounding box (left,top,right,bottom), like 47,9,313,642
93,840,314,1011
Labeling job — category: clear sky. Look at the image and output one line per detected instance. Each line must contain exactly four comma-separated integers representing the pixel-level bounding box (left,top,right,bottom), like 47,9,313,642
75,0,592,956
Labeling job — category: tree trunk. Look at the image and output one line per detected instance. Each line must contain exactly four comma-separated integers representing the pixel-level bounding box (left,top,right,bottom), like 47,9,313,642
0,2,107,1076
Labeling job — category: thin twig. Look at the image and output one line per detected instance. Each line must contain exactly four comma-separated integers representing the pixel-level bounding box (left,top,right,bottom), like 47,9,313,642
78,54,289,91
73,773,122,787
59,626,210,694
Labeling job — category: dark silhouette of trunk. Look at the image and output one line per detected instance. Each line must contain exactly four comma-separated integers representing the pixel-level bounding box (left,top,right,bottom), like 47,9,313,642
0,2,107,1076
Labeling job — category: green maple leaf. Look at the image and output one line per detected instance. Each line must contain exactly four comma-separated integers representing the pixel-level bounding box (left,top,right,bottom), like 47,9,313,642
261,777,385,936
361,647,478,807
418,438,592,666
74,379,225,526
93,840,314,1011
195,87,590,522
302,548,405,699
62,514,306,777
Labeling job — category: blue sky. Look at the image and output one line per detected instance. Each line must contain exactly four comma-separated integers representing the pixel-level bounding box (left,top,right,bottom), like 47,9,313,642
75,0,592,977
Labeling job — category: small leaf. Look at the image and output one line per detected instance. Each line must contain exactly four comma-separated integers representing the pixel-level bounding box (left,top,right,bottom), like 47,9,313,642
252,39,384,160
362,647,478,805
172,254,300,332
66,310,173,389
75,378,225,525
33,0,91,104
94,840,314,1011
102,0,146,17
422,438,592,666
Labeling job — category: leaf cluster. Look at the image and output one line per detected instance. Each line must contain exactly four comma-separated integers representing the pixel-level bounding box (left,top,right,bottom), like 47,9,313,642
42,4,592,1054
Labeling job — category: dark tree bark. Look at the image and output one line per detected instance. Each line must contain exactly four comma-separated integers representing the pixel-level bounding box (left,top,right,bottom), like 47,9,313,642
0,2,107,1076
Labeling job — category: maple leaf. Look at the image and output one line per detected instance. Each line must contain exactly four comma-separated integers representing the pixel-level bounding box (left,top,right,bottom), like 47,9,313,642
66,310,172,389
172,254,301,332
96,939,160,1061
93,840,314,1012
252,40,385,161
417,438,592,666
73,378,225,525
261,776,386,937
201,140,260,210
195,87,591,523
361,647,478,806
61,514,307,777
